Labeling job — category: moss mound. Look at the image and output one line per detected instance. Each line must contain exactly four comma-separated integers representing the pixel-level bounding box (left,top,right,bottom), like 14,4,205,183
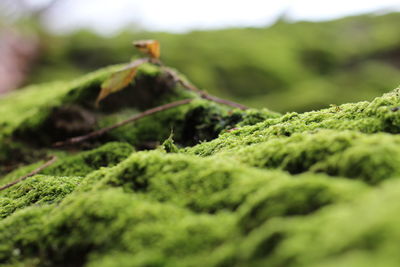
1,63,400,266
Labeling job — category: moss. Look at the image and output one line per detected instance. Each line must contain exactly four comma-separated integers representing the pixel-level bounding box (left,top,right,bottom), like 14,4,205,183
235,179,400,267
0,189,236,266
75,150,365,222
0,151,365,266
0,142,133,219
0,175,80,219
42,142,134,177
237,175,367,233
2,56,400,266
0,65,117,136
100,99,279,149
0,61,275,172
86,151,277,212
0,141,133,186
161,133,179,153
0,65,120,171
186,87,400,157
208,129,400,184
0,205,53,261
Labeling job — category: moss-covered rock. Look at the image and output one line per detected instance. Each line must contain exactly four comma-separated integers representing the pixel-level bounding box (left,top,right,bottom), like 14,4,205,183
1,62,400,266
0,62,276,175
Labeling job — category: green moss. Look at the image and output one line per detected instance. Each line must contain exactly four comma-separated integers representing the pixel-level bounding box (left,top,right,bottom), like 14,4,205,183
74,150,365,224
237,175,367,233
186,87,400,157
0,65,117,136
0,141,133,186
0,142,133,220
0,61,275,173
0,149,366,266
0,65,120,171
97,99,278,149
42,142,134,177
0,189,236,265
0,175,80,219
235,179,400,267
209,130,400,184
2,51,400,266
161,133,180,153
85,150,278,212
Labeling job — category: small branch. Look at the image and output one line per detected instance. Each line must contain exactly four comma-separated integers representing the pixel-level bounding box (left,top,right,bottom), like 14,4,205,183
162,67,248,110
54,98,193,147
199,94,248,110
0,156,57,191
121,58,151,71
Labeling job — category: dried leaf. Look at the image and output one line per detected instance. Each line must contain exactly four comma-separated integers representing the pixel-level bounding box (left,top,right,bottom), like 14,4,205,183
133,40,160,59
96,67,137,106
96,58,150,106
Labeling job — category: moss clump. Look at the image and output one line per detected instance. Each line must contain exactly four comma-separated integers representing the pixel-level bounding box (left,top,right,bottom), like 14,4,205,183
0,142,133,220
186,87,400,156
0,62,276,175
237,176,367,233
0,189,236,266
235,179,400,267
79,151,365,217
0,65,119,174
42,142,134,177
203,129,400,184
0,175,79,219
0,150,366,266
1,61,400,266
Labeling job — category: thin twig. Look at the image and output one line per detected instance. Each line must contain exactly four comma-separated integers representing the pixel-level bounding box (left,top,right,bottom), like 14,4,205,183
120,58,151,71
199,94,248,110
53,98,193,147
162,67,248,110
0,156,57,191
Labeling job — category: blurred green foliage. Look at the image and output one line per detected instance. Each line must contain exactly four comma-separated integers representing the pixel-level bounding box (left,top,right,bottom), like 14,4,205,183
28,13,400,112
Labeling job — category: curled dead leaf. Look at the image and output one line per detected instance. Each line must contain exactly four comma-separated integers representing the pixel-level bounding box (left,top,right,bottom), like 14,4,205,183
133,40,160,59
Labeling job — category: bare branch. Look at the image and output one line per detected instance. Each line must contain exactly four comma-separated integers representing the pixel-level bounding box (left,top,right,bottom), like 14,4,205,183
53,98,193,147
199,94,249,110
162,67,248,110
0,156,57,191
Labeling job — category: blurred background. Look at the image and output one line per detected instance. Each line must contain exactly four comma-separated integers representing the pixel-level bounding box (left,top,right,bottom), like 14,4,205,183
1,0,400,112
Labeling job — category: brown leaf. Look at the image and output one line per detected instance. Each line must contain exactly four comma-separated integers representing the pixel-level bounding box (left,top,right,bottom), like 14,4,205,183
97,68,136,106
133,40,160,59
96,59,150,106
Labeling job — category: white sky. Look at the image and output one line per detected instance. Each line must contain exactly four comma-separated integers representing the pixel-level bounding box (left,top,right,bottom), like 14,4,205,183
27,0,400,34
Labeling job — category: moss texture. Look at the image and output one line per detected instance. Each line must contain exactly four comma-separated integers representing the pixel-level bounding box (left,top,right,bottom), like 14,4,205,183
1,62,400,266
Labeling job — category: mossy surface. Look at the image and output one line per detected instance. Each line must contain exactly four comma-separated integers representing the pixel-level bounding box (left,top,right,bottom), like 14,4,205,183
1,63,400,266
